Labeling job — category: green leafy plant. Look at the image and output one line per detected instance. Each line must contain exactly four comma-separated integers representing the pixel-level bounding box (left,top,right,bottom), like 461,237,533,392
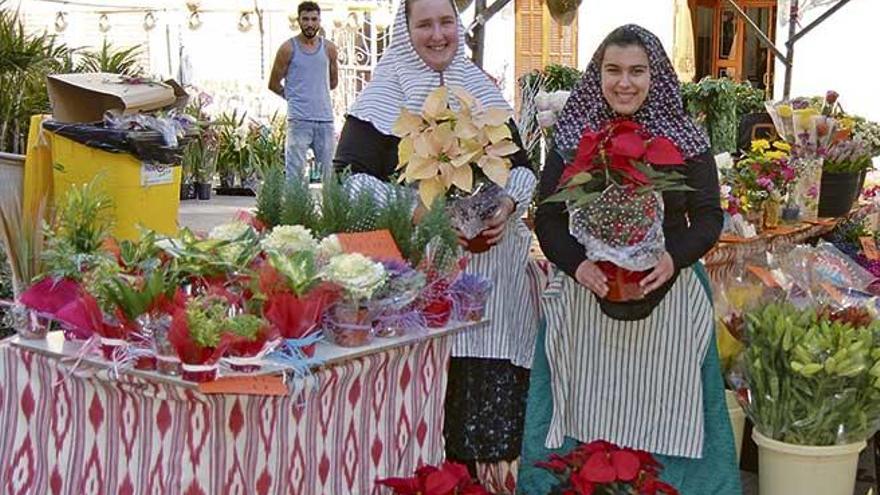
541,63,582,92
740,302,880,445
256,166,284,229
411,196,459,270
0,186,46,295
76,39,143,76
681,77,765,154
281,175,320,231
43,178,114,280
215,110,250,187
249,112,286,179
316,172,379,236
375,187,416,261
0,2,75,153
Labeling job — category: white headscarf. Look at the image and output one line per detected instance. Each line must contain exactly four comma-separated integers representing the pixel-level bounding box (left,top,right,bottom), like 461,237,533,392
348,0,511,136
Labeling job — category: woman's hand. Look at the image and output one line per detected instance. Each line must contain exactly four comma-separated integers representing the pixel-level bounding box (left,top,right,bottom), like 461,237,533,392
640,252,674,294
575,260,608,297
482,196,516,246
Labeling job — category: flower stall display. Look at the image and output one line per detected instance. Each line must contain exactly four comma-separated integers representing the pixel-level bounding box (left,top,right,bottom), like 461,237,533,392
544,119,689,306
393,86,520,253
535,440,678,495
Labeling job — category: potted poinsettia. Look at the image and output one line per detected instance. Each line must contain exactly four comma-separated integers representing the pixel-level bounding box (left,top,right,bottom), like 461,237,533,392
393,86,520,253
377,461,491,495
535,440,678,495
545,119,689,314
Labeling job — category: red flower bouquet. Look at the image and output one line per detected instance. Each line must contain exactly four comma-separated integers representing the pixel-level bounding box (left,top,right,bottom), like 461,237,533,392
546,120,688,305
536,440,678,495
377,461,491,495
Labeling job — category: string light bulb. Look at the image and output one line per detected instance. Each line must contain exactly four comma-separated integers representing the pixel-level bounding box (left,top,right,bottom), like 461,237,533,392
54,11,68,32
98,13,110,33
143,11,157,31
238,11,253,32
188,11,202,30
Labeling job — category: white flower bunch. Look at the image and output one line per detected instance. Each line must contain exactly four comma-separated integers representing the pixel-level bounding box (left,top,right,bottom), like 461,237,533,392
323,253,387,301
208,221,251,241
853,119,880,157
318,234,343,259
535,90,571,129
261,225,318,255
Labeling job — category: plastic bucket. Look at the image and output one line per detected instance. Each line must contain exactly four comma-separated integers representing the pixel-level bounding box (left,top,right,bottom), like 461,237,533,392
752,429,865,495
725,390,745,463
818,171,860,218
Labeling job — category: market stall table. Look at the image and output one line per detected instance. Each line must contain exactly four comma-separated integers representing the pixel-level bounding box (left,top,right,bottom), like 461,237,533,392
0,321,485,494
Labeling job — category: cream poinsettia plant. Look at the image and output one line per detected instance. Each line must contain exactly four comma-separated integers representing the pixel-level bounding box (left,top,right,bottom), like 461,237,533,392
392,86,520,207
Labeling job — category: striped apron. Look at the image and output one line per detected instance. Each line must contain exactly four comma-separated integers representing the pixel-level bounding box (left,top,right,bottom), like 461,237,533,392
541,267,713,458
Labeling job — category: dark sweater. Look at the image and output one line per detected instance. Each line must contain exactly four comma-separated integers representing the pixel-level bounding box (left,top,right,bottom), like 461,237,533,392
334,115,533,181
535,147,723,280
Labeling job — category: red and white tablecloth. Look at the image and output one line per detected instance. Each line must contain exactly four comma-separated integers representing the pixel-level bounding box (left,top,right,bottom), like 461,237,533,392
0,335,451,495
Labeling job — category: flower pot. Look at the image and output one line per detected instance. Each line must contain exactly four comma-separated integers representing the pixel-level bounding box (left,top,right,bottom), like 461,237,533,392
745,207,765,234
179,182,197,200
11,305,49,340
133,353,157,371
222,355,263,373
464,232,492,254
725,390,745,463
423,295,453,328
818,171,860,218
763,200,781,230
99,337,127,361
196,182,212,200
156,354,182,376
752,429,865,495
595,261,650,302
181,362,219,383
327,304,374,347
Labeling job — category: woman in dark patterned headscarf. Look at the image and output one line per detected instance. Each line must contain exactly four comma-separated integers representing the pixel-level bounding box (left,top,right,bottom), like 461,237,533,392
518,25,741,494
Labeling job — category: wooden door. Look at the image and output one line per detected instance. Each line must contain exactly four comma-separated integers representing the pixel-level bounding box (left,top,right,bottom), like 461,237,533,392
514,0,578,81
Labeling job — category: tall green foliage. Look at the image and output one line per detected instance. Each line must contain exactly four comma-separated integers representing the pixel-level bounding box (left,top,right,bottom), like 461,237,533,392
255,166,284,229
681,77,766,154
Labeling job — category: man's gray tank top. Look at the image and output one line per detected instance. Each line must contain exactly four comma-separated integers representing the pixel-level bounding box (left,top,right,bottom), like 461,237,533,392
284,37,333,122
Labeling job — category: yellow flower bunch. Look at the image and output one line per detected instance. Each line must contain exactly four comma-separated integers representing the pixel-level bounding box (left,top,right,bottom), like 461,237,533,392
392,86,520,207
750,139,791,160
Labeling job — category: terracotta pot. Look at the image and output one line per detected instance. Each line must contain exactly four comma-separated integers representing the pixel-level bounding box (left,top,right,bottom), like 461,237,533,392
465,232,492,254
595,261,650,303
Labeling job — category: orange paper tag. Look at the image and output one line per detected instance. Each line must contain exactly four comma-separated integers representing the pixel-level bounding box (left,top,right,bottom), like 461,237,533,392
337,230,404,261
746,265,779,288
198,375,288,396
860,236,880,260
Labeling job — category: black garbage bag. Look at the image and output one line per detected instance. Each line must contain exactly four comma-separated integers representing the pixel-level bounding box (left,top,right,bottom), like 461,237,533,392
42,120,192,164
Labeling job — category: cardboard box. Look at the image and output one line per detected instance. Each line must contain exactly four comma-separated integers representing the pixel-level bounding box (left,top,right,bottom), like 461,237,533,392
46,73,187,123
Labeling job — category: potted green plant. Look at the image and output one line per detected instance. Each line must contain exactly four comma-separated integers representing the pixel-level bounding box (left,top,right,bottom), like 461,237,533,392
736,301,880,495
819,139,873,217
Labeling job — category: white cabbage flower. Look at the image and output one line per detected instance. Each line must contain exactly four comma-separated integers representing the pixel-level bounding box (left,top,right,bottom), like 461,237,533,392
261,225,318,255
323,253,387,301
209,221,251,241
318,234,343,259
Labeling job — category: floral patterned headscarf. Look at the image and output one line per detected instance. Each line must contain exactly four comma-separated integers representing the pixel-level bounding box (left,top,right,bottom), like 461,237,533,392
553,24,709,159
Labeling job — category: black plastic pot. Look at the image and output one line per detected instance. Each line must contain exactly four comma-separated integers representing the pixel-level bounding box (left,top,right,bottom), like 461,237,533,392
179,182,196,200
818,171,860,217
196,182,213,200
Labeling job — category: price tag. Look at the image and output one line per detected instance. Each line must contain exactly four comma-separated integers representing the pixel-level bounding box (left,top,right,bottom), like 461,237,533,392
746,265,779,288
198,375,287,396
337,229,404,261
141,163,174,187
860,236,880,260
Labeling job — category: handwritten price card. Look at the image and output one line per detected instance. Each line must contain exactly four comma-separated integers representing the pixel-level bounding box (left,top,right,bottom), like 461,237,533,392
198,375,288,396
337,229,404,261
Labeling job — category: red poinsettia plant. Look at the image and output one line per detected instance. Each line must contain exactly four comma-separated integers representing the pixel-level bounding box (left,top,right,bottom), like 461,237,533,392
544,120,691,304
536,440,678,495
547,120,688,208
377,461,492,495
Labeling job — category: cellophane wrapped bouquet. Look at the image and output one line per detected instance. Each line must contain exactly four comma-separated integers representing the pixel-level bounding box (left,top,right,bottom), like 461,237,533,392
727,244,880,446
545,120,690,303
393,86,520,253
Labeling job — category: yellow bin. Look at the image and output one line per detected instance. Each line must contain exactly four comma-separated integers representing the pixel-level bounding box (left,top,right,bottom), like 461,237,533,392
49,132,181,241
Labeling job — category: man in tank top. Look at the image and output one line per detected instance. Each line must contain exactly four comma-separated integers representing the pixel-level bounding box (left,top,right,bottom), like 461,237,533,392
268,1,339,183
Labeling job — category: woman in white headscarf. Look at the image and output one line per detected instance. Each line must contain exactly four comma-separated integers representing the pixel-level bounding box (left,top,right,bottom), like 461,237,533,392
334,0,539,475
